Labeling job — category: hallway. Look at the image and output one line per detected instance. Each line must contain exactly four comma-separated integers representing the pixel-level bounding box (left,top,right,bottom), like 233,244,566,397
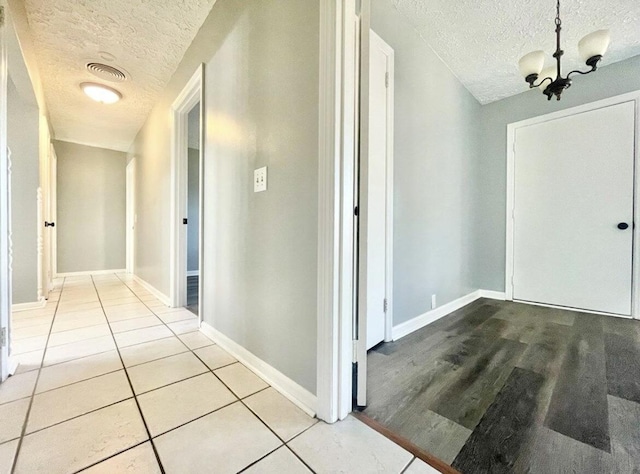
1,274,435,473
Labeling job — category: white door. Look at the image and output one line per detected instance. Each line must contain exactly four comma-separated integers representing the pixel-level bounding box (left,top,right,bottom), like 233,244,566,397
38,115,51,299
49,144,57,281
0,2,10,382
126,158,136,274
364,31,392,350
513,101,635,315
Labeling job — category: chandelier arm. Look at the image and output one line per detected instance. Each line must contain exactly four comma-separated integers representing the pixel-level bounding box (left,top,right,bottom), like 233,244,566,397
566,66,597,79
531,76,554,89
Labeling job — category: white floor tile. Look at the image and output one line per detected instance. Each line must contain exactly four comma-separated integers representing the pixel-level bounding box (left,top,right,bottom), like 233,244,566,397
14,400,148,474
167,319,199,335
404,457,441,473
12,349,44,374
110,315,164,333
0,398,30,443
127,352,208,394
157,310,197,324
82,442,161,473
0,439,19,474
154,402,281,474
120,337,188,368
27,370,133,433
106,309,154,322
244,388,317,441
12,335,48,355
244,446,311,473
11,323,52,340
51,315,107,333
0,371,38,405
43,335,116,366
37,350,122,393
46,324,111,348
178,331,214,350
138,373,236,437
193,345,236,370
214,363,268,399
288,416,413,473
114,325,174,348
11,316,53,330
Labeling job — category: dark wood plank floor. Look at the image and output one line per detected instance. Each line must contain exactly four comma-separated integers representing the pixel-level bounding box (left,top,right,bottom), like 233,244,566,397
364,299,640,473
186,275,198,315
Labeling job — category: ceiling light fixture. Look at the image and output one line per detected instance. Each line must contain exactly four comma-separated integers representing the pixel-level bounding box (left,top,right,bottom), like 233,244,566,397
80,82,122,104
518,0,610,101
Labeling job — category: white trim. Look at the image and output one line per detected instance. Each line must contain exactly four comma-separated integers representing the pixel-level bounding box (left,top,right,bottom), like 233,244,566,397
0,3,10,382
132,274,171,306
56,269,127,277
186,270,199,277
392,290,481,341
200,322,317,417
506,90,640,319
170,65,204,311
12,298,46,312
478,290,506,301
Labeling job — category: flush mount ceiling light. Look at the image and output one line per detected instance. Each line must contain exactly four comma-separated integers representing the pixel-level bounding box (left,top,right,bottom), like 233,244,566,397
80,82,122,104
518,0,610,101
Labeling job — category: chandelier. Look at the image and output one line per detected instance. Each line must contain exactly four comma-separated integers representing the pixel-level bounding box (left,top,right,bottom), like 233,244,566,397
518,0,610,101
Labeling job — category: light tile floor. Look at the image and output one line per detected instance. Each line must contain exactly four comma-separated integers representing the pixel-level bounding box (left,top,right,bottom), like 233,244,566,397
1,273,439,473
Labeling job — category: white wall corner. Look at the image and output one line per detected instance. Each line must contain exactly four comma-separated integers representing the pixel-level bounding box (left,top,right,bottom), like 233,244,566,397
478,289,507,300
132,274,171,307
200,322,317,417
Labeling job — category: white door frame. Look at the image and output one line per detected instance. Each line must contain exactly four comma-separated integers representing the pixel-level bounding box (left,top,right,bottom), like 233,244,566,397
37,113,51,297
0,1,12,382
126,157,136,274
505,90,640,319
316,0,361,423
170,64,204,319
49,143,57,280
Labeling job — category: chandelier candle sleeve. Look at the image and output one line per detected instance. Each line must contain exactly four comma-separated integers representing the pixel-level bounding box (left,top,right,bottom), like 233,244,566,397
517,0,610,101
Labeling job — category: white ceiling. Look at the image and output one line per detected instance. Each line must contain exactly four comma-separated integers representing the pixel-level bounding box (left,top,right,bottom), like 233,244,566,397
23,0,216,151
392,0,640,104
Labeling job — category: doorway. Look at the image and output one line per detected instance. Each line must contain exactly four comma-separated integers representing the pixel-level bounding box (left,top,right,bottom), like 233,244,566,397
170,64,204,323
506,95,640,318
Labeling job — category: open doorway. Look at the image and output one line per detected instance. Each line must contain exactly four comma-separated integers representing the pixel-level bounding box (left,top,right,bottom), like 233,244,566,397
185,104,201,315
170,64,203,322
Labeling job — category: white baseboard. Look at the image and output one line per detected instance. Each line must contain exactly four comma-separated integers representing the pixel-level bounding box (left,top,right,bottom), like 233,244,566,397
56,269,127,278
12,298,46,312
186,270,200,277
392,290,481,341
479,289,507,300
391,289,510,341
200,322,317,417
131,275,171,306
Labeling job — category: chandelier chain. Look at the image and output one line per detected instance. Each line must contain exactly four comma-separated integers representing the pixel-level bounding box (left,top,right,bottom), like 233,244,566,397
555,0,561,26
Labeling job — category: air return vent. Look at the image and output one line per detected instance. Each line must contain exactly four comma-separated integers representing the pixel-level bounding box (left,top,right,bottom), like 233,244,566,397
85,62,127,82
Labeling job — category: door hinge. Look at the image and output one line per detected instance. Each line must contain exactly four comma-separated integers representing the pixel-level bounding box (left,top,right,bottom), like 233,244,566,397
385,72,389,88
182,218,188,225
0,327,6,348
354,206,359,217
383,298,388,313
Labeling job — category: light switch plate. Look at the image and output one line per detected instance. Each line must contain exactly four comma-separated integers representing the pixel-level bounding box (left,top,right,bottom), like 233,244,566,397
254,166,267,192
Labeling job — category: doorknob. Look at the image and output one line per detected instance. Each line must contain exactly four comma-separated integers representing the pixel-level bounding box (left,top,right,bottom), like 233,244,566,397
617,222,629,230
44,221,55,228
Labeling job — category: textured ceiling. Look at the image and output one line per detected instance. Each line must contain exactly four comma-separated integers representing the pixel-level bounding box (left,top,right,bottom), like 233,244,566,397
393,0,640,104
23,0,216,151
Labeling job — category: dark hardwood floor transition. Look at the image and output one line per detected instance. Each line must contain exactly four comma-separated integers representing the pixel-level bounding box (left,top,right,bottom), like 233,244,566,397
364,299,640,473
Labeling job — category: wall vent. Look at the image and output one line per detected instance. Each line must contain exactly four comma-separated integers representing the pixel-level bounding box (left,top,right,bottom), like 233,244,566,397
85,63,127,82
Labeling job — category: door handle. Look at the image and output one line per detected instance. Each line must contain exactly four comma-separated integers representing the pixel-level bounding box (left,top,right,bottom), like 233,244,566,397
44,221,55,228
617,222,629,230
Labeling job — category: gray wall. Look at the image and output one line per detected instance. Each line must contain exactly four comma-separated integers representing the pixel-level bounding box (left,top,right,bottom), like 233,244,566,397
187,147,199,273
55,141,126,273
372,1,482,325
129,0,319,393
8,79,40,304
477,54,640,291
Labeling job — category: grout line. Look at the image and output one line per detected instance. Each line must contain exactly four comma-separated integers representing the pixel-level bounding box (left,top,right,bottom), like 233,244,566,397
10,278,66,474
24,366,124,398
90,275,167,474
72,440,150,473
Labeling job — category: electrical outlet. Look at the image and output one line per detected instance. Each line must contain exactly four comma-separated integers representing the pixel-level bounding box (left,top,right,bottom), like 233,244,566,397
431,294,437,309
254,167,267,192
